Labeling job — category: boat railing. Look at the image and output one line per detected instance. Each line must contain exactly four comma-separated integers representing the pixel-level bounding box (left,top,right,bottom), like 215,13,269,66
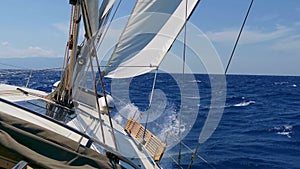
125,117,166,162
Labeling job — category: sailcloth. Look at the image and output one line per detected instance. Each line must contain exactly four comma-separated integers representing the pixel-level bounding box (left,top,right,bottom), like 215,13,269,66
86,0,99,36
99,0,116,24
104,0,200,78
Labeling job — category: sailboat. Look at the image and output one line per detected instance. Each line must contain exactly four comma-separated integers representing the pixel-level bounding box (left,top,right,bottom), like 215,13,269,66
0,0,222,168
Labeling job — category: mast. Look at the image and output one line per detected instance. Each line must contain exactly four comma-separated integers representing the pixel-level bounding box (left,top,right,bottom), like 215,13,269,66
48,0,81,107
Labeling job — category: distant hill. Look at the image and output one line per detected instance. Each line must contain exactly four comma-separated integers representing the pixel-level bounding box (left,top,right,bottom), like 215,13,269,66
0,57,64,70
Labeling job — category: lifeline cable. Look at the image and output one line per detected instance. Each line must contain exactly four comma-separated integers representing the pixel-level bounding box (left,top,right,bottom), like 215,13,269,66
142,69,158,144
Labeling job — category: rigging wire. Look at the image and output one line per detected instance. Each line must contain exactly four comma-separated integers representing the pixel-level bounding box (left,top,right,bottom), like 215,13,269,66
81,0,119,150
178,0,189,167
225,0,254,75
95,0,122,88
187,144,200,169
80,0,107,144
93,4,120,151
94,41,119,151
96,0,123,51
88,43,107,144
188,0,255,168
60,5,75,81
142,69,158,144
165,152,184,169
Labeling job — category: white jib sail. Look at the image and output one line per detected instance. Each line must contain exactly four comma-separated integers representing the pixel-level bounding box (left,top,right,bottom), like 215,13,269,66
104,0,200,78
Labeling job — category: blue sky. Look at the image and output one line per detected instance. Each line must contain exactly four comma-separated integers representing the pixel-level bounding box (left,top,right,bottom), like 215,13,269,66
193,0,300,75
0,0,300,75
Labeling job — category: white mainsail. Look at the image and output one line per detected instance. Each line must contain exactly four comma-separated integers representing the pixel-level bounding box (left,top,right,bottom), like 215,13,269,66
86,0,99,36
104,0,200,78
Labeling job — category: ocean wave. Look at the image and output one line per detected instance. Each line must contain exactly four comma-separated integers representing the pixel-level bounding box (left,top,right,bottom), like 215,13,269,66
269,125,293,138
200,102,249,110
274,81,289,85
190,80,202,83
184,96,200,99
273,81,298,88
158,110,186,139
233,100,255,107
277,131,292,138
0,80,8,84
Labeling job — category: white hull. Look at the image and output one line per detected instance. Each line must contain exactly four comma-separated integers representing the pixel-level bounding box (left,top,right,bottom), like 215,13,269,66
0,84,160,169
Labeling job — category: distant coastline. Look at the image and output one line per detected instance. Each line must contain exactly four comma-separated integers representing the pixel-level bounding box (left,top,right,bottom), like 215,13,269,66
0,57,64,70
0,57,299,77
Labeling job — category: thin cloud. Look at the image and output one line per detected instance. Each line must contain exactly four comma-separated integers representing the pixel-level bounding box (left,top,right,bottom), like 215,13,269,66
295,22,300,26
0,45,58,58
256,14,279,22
52,22,85,42
1,41,9,46
271,34,300,52
205,25,292,45
52,22,69,34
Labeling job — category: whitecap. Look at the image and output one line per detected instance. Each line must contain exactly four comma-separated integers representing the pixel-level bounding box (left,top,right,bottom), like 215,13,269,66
284,125,293,130
184,96,200,99
270,125,293,138
0,80,8,84
156,105,189,147
190,80,201,83
274,82,289,85
277,131,292,138
233,100,255,107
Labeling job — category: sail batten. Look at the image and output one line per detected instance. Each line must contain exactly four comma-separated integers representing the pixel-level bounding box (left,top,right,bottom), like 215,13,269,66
104,0,200,78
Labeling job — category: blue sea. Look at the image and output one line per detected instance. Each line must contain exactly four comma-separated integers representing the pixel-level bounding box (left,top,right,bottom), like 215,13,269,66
1,70,300,169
